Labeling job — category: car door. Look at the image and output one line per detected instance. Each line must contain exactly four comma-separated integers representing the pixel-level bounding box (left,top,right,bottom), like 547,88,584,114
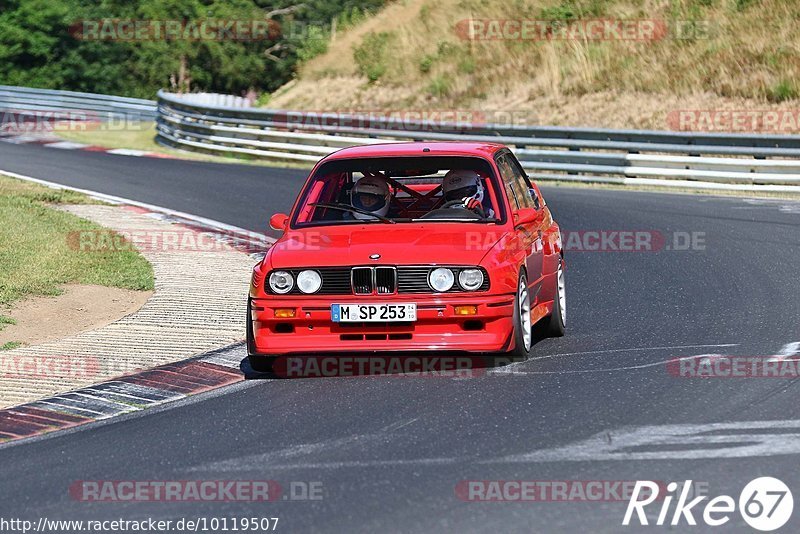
495,151,545,288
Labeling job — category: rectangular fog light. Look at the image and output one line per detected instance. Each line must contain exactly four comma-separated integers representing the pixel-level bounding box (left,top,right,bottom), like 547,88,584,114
454,305,478,316
274,308,296,318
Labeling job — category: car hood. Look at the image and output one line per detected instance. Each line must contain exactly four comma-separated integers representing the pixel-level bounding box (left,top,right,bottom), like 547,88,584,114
268,223,506,268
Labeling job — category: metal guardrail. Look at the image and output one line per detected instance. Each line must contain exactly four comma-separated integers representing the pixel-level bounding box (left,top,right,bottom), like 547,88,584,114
0,85,157,121
172,93,253,108
156,91,800,192
3,86,798,192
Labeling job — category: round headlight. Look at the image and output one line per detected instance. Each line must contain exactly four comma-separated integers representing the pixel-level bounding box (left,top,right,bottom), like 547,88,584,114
268,270,294,294
296,270,322,294
458,269,484,291
429,268,455,292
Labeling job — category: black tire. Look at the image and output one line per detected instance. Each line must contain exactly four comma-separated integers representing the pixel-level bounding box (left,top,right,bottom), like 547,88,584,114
544,258,566,337
246,298,275,373
247,355,275,373
507,270,532,361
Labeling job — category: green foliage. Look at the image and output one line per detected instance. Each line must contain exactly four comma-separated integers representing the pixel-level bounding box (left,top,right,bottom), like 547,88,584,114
457,56,476,74
437,40,456,56
353,31,393,82
256,92,271,107
336,5,372,30
419,55,434,73
539,0,607,20
427,75,450,97
419,3,432,23
539,5,577,23
767,80,797,103
0,0,387,98
295,25,329,63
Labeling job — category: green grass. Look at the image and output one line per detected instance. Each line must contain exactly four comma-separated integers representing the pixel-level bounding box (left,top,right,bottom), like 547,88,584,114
55,122,215,159
767,80,798,103
54,122,162,153
1,341,21,351
54,122,315,169
0,315,14,335
427,76,452,98
0,174,154,310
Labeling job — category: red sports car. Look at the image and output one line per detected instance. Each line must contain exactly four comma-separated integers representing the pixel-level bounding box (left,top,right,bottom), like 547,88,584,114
247,142,565,371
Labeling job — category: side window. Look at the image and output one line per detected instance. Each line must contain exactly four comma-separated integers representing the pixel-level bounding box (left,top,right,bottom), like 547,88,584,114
497,152,535,209
496,154,520,210
507,153,536,209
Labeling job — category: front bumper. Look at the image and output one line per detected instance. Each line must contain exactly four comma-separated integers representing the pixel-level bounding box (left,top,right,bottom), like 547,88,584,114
249,293,517,355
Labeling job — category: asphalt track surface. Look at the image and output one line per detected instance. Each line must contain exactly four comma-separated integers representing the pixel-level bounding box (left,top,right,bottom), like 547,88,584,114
1,141,800,532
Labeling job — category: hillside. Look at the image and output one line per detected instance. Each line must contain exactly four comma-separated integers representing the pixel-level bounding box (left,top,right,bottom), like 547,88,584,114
269,0,800,131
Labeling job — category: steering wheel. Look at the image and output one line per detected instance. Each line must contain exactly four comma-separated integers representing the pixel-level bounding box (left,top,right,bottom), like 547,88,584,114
440,199,486,218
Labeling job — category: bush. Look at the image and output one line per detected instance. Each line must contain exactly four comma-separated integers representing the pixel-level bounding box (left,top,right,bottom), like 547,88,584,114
767,80,797,103
419,55,434,73
256,92,271,107
457,56,476,74
427,75,451,97
353,31,394,82
539,0,606,21
296,25,330,63
539,4,577,23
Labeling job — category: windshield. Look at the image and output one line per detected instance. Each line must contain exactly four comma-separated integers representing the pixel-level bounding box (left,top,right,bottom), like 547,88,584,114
291,156,506,227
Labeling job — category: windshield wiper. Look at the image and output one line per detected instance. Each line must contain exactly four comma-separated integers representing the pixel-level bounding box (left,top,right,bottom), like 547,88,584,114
309,203,397,224
410,218,500,223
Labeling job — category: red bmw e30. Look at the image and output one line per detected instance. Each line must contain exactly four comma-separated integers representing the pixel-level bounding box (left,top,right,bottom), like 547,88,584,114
247,142,565,371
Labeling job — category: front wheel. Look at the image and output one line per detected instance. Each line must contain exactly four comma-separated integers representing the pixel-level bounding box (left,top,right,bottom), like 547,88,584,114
246,298,275,373
507,270,533,361
247,354,275,373
544,259,566,337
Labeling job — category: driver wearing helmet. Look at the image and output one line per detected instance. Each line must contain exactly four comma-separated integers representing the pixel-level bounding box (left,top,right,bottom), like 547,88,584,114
350,174,393,220
441,169,493,217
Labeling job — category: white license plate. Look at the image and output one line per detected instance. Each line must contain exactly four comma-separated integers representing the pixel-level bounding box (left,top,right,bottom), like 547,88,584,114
331,303,417,322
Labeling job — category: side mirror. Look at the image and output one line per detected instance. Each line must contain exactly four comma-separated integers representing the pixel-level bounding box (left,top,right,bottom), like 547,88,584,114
269,213,289,232
514,207,543,226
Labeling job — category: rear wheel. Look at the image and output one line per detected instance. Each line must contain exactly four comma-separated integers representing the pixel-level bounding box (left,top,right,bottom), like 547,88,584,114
507,271,532,361
544,259,566,337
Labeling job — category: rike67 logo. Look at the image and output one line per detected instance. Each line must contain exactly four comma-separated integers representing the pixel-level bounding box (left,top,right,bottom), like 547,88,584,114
623,477,793,531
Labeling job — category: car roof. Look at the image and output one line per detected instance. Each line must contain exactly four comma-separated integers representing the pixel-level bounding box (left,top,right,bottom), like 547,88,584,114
323,141,507,161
